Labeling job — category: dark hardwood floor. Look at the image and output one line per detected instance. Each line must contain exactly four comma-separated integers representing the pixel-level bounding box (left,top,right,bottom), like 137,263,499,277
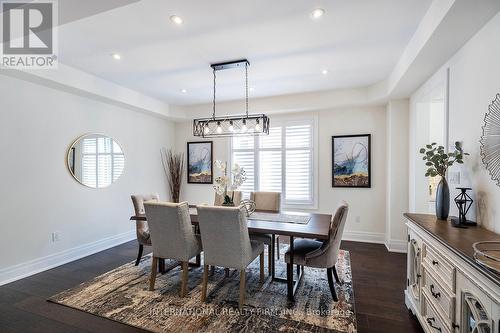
0,241,423,333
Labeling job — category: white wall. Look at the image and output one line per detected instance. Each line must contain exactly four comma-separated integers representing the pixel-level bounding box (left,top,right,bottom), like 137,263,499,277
0,75,175,284
175,106,388,243
409,11,500,233
385,100,410,252
174,122,230,205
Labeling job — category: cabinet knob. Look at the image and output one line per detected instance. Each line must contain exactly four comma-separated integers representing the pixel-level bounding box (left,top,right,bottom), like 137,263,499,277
432,260,439,266
426,317,442,332
430,284,441,298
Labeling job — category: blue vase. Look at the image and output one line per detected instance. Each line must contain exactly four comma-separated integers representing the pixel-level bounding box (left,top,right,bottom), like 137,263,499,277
435,177,450,220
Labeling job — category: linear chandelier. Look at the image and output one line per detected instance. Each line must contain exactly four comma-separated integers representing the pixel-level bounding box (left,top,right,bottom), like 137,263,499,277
193,59,269,137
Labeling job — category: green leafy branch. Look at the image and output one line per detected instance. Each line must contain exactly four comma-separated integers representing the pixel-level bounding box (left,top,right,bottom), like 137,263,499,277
419,141,469,178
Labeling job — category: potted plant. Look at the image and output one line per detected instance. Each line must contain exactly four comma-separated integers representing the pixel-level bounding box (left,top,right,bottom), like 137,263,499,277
419,142,469,220
213,160,246,206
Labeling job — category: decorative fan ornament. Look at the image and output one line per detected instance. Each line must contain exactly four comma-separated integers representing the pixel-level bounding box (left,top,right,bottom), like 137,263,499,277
480,93,500,187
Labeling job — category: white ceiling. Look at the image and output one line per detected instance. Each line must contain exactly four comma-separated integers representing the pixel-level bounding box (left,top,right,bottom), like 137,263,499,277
58,0,432,105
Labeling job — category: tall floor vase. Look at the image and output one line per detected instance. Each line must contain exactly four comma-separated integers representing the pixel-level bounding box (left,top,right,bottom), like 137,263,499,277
435,177,450,220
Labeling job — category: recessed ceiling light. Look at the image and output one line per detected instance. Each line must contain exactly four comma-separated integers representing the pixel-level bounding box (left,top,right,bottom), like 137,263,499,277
321,69,328,75
170,15,183,25
311,8,325,19
112,53,121,60
181,89,187,93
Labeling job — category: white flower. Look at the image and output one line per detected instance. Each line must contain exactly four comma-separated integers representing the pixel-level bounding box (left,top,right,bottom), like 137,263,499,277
212,160,246,194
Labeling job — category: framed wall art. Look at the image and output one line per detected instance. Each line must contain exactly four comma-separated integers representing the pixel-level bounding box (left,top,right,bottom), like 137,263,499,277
332,134,371,188
187,141,213,184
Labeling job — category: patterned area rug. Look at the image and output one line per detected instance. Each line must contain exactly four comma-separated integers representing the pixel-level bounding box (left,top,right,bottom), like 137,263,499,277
49,248,356,333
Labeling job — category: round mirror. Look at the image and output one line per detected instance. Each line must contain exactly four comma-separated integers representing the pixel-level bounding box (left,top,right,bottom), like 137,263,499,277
67,134,125,188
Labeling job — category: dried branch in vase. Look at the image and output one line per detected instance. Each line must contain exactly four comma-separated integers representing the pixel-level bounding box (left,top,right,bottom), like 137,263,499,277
161,148,184,203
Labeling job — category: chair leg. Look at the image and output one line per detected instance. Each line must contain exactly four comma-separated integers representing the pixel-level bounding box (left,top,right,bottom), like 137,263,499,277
326,268,338,302
135,244,144,266
210,265,215,276
225,267,230,277
333,265,341,284
276,236,280,259
239,269,246,310
159,258,165,274
296,264,300,277
180,261,189,297
260,252,265,283
201,264,209,302
149,256,158,291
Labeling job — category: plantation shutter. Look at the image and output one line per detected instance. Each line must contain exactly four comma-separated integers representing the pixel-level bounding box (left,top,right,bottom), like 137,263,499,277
231,118,315,207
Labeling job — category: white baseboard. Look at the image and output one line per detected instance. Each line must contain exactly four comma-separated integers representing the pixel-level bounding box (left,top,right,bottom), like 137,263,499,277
0,230,136,286
342,230,386,244
385,239,408,253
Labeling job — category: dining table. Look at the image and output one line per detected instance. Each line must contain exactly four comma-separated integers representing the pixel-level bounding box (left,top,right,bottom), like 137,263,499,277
130,205,333,302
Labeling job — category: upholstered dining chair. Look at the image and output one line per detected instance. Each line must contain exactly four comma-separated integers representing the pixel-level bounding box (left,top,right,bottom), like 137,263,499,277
214,191,242,206
249,191,281,271
144,201,202,297
284,201,349,301
131,193,160,266
197,205,265,309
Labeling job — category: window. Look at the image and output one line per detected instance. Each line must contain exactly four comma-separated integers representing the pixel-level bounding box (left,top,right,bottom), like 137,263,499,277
231,118,316,207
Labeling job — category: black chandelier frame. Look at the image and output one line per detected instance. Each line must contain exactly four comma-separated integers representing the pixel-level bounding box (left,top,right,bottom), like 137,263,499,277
193,59,270,138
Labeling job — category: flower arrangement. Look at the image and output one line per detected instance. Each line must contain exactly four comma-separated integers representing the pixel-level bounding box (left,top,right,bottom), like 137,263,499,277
213,160,247,205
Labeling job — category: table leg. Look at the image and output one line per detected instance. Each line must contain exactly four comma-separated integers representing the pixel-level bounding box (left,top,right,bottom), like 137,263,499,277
271,234,276,280
287,236,294,302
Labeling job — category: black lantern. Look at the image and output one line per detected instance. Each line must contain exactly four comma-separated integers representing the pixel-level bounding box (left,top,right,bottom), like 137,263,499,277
193,59,270,138
451,187,477,228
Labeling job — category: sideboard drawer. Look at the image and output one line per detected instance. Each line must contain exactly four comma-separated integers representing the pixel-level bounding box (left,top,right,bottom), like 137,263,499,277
423,243,455,293
422,293,451,333
422,268,454,322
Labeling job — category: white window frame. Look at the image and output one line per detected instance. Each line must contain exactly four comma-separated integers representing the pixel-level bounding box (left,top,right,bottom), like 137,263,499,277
229,114,318,210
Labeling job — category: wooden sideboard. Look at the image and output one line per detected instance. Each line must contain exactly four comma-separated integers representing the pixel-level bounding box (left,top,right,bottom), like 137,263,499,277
404,213,500,333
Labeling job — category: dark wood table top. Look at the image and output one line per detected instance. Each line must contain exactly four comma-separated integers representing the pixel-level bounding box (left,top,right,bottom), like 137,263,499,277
131,208,332,240
404,213,500,285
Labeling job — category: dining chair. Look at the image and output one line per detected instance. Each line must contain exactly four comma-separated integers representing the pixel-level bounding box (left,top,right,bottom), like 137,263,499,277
284,201,349,301
214,191,242,206
130,193,160,266
197,205,265,309
144,201,202,297
249,191,281,269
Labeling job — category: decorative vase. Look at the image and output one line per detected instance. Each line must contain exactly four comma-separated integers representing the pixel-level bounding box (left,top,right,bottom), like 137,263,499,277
222,193,234,206
435,177,450,220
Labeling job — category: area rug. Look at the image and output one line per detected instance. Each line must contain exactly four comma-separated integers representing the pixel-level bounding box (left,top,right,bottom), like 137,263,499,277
49,247,356,333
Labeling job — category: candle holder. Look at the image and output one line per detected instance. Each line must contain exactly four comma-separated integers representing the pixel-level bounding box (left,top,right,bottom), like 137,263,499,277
451,187,477,228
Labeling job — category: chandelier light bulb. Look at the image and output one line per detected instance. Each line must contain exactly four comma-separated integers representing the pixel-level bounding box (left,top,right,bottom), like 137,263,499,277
228,121,234,132
241,120,248,133
216,122,222,134
255,119,261,131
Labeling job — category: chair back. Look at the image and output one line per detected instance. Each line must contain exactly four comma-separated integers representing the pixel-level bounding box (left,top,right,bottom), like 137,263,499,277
144,201,199,261
131,194,159,244
197,205,252,269
250,191,281,212
306,201,349,268
214,191,242,206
